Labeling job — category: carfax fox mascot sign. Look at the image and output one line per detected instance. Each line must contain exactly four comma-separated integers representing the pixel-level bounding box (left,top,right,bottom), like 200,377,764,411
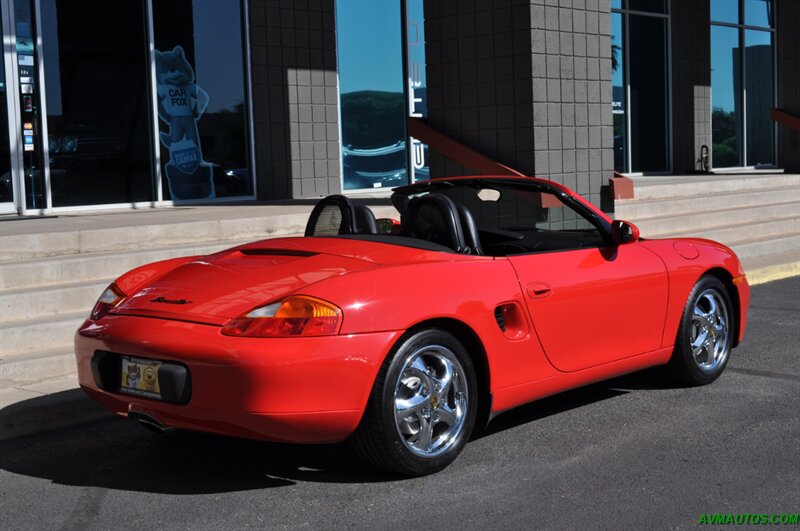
156,45,214,200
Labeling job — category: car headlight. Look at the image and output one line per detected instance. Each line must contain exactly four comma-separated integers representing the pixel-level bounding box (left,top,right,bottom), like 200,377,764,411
221,295,342,338
91,283,126,320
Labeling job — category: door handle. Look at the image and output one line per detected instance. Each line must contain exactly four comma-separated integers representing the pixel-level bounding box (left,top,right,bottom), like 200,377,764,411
526,282,552,299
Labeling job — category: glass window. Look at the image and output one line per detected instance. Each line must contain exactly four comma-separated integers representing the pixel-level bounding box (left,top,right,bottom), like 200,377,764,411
1,22,12,204
612,0,623,9
745,30,774,166
611,13,626,172
41,0,155,207
153,0,252,201
628,15,668,172
336,0,406,190
711,25,743,168
627,0,667,14
745,0,773,28
405,0,429,183
711,0,739,24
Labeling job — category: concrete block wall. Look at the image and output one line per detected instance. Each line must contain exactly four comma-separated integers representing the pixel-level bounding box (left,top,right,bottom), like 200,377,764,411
777,0,800,173
671,0,711,173
249,0,341,199
424,0,614,211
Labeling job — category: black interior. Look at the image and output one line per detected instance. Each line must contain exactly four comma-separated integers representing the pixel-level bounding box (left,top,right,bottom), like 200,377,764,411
307,179,610,257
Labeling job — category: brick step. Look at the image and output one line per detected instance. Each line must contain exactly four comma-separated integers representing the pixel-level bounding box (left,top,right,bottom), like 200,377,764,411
0,312,86,359
0,349,76,388
0,236,261,291
631,200,799,238
615,185,800,220
0,278,112,324
630,173,799,201
729,233,800,261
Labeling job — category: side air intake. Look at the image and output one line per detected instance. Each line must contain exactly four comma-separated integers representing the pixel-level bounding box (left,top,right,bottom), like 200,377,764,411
494,306,506,332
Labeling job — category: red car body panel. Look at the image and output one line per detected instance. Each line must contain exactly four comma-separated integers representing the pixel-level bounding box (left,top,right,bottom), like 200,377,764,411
75,175,750,443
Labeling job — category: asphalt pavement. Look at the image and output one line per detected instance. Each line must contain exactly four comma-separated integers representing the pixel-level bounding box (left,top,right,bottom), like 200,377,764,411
1,277,798,530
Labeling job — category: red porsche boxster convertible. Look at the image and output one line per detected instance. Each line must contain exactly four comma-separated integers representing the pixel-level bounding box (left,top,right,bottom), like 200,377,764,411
75,176,749,475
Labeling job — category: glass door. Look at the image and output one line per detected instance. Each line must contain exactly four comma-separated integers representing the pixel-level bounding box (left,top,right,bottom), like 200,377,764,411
1,4,17,213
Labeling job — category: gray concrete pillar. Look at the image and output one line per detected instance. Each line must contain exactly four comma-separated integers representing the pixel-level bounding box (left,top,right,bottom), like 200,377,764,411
424,0,614,211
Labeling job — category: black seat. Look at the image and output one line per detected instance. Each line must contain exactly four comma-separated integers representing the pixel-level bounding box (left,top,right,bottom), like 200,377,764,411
353,204,378,234
456,204,482,255
305,195,354,236
399,194,467,253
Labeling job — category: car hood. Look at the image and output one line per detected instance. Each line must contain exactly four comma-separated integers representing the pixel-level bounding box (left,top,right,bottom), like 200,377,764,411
111,237,453,325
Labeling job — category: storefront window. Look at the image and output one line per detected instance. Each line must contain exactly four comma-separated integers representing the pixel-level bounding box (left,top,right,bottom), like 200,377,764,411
153,0,252,201
1,21,12,204
611,13,626,172
711,25,742,168
611,2,669,174
745,29,774,166
41,0,155,207
711,0,775,169
336,0,406,190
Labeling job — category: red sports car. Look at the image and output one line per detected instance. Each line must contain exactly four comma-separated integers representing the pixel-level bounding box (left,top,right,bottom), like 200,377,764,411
75,176,750,476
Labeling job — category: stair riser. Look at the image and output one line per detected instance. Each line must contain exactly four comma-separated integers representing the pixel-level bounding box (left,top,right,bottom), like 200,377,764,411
675,220,799,247
1,318,83,358
633,202,799,237
0,240,251,292
632,175,800,200
0,352,75,387
0,214,308,263
732,236,800,262
1,283,107,324
616,188,800,219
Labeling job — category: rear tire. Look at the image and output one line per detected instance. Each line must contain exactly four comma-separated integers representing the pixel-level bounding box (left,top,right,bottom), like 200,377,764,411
351,328,477,476
668,276,734,386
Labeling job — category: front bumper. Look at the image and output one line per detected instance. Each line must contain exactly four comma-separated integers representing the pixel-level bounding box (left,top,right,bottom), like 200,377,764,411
75,315,402,443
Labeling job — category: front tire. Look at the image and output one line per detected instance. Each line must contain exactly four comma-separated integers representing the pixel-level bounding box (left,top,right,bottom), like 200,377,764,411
352,328,477,476
668,275,734,386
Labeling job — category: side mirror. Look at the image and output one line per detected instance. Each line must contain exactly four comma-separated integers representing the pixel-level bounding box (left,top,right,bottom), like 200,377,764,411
376,218,401,235
611,219,640,245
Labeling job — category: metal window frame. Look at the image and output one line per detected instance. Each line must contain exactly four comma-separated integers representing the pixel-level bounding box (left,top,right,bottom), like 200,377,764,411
0,0,21,214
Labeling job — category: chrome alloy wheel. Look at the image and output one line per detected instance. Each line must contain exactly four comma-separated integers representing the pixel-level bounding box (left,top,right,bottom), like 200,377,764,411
393,345,469,458
690,288,730,373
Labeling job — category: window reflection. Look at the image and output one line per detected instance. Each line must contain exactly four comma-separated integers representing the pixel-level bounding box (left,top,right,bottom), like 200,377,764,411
711,25,742,168
41,0,155,207
153,0,252,201
711,0,739,24
611,13,626,172
744,0,773,28
745,30,774,166
629,15,668,172
336,0,406,190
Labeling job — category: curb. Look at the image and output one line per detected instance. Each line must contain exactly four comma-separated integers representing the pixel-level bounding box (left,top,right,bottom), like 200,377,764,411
747,261,800,286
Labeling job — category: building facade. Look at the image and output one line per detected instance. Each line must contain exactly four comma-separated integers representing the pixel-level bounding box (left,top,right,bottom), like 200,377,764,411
1,0,797,216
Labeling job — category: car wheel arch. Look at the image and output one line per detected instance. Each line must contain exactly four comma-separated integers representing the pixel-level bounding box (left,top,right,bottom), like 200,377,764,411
399,317,493,433
701,267,742,348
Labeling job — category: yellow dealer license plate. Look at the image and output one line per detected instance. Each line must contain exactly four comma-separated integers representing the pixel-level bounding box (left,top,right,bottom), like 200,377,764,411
120,356,162,400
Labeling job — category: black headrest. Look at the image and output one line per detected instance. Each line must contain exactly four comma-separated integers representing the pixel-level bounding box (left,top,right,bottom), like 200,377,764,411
399,194,466,253
305,195,354,236
353,205,378,234
456,204,482,255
